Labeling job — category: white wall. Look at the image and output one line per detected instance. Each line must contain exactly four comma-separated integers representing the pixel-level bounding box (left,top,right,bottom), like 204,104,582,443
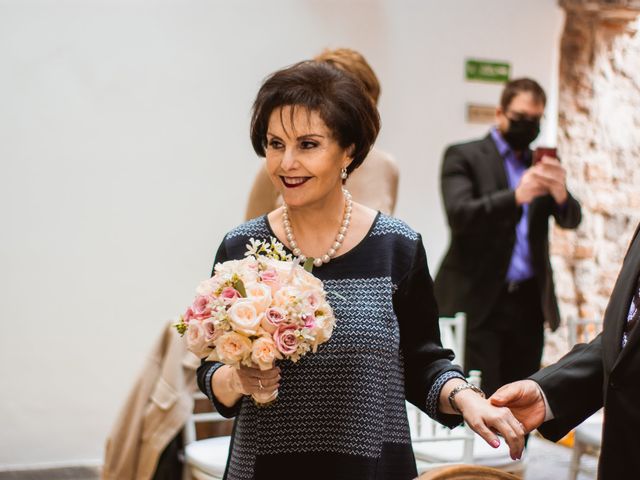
0,0,563,466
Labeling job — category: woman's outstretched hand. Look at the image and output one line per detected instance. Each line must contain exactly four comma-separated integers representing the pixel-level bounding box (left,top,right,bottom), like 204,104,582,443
439,379,525,460
455,389,526,460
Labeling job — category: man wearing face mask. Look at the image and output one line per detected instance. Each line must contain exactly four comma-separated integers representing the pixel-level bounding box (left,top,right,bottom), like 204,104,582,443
434,78,582,397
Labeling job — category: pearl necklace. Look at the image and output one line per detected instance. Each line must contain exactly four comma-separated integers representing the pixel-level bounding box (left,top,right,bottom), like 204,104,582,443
283,188,352,267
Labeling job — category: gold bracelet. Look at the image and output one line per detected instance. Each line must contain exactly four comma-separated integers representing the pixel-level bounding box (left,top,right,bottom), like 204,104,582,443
448,382,485,413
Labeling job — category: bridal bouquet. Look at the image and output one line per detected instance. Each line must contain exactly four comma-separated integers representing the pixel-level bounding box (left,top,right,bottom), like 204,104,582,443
175,237,336,403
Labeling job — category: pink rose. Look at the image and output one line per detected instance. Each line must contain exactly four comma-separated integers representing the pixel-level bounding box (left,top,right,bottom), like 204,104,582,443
260,306,288,334
191,295,212,320
259,268,282,294
273,325,299,356
182,306,195,323
214,331,252,365
186,322,213,358
302,313,316,329
251,336,282,370
220,287,241,305
201,318,218,342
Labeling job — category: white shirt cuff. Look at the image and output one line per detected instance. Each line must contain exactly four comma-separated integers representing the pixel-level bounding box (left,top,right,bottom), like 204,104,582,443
537,383,555,421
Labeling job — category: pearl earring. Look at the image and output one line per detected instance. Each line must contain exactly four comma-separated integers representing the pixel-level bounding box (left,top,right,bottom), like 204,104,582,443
340,168,348,180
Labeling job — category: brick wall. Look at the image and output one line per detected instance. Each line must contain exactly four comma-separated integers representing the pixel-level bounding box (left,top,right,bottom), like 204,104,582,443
545,0,640,363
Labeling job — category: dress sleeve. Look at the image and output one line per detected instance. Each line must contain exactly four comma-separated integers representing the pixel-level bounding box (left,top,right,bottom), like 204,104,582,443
393,235,464,428
196,238,242,418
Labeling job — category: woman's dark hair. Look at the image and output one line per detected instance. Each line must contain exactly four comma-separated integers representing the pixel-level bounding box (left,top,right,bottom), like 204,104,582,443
250,61,381,175
500,77,547,111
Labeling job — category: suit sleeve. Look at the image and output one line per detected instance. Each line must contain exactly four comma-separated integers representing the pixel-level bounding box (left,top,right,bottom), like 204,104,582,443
441,144,519,234
393,235,464,428
530,334,604,441
552,191,581,229
196,239,242,418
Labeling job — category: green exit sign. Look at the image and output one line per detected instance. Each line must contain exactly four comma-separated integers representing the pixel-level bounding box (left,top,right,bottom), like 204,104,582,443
465,59,510,83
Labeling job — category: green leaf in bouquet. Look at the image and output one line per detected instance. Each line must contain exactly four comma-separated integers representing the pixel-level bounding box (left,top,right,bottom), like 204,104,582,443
174,319,187,336
233,277,247,297
303,257,315,272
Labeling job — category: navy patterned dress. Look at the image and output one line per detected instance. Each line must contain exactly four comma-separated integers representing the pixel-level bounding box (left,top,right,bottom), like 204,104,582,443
197,213,464,480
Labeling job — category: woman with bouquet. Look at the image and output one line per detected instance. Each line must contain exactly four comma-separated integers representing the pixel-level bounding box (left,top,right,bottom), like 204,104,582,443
196,60,525,480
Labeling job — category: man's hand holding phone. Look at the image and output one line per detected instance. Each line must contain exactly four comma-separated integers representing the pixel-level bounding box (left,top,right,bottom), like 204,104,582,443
515,147,567,206
531,147,568,205
532,147,558,166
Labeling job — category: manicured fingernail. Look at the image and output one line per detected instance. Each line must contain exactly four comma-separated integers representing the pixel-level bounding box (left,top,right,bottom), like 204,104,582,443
491,439,500,448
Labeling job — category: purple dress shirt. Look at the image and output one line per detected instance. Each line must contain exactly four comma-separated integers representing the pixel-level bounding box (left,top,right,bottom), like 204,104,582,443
490,127,534,282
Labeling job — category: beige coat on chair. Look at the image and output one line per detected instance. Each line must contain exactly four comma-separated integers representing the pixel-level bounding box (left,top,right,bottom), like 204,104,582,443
102,323,199,480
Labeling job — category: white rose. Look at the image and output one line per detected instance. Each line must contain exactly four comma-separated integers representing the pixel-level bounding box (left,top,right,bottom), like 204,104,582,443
245,282,273,314
251,336,282,370
214,258,259,284
214,331,252,366
273,286,302,308
313,303,336,344
227,299,261,336
196,277,220,297
293,267,324,293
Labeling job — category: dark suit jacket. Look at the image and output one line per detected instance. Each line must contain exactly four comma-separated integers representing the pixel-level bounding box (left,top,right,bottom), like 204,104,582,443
532,223,640,479
434,134,581,331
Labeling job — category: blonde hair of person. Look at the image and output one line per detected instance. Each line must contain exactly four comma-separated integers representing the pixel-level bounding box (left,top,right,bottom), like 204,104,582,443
314,48,381,105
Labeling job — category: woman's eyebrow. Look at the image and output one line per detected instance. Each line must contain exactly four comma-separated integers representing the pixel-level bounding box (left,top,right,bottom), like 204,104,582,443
297,133,325,139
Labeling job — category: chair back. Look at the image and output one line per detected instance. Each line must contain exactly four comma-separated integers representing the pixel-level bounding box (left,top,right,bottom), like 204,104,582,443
183,392,230,444
182,391,234,480
408,313,472,463
439,312,466,367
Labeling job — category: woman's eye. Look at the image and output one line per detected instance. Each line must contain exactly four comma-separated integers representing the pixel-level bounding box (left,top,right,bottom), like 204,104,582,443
300,141,318,149
268,139,283,149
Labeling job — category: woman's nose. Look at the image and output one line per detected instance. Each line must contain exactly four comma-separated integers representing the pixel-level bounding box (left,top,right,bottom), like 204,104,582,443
280,147,297,170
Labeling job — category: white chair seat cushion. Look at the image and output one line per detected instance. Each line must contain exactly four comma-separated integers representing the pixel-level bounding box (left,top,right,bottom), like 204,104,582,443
574,422,602,447
185,435,232,477
413,430,517,468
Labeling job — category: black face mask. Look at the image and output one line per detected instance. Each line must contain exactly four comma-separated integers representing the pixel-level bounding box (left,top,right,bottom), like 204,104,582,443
503,118,540,151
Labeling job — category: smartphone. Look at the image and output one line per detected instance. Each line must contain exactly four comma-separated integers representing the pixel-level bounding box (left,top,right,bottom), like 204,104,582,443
533,147,558,165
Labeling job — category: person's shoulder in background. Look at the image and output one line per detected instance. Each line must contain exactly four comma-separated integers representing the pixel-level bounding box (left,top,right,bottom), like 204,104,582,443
245,165,280,221
348,147,399,215
444,134,494,158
